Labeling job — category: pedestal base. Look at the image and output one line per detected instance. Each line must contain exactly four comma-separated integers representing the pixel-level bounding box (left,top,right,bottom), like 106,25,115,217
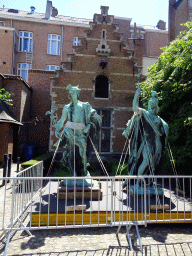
58,179,102,200
129,185,163,197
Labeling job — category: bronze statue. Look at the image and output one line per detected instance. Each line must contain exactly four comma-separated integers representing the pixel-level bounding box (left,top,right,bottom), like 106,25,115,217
55,84,102,177
123,89,169,192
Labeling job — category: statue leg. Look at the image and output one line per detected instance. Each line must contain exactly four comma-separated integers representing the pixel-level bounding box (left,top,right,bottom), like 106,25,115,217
136,147,149,186
78,144,87,176
68,141,76,176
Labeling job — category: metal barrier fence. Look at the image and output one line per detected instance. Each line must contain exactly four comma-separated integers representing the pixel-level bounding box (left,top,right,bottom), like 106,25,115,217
0,173,192,255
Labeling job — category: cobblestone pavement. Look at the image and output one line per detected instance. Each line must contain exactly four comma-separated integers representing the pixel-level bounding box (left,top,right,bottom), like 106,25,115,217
1,223,192,255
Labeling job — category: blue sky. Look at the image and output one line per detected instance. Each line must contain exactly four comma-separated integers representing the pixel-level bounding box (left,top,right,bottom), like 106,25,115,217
1,0,169,28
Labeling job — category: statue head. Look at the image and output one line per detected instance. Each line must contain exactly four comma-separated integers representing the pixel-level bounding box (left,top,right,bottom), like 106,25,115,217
148,91,159,114
66,84,81,100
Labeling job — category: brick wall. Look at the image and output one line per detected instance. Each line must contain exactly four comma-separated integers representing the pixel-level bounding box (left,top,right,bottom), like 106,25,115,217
28,70,56,155
0,123,13,162
2,76,32,160
144,31,168,57
0,28,14,74
175,0,188,37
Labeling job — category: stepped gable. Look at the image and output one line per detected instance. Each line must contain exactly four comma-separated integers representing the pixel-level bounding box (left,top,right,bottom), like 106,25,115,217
61,6,144,72
50,6,145,154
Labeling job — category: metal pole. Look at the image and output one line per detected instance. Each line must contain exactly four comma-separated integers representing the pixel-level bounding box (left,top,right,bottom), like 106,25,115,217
2,154,8,186
17,157,20,173
74,128,76,176
8,154,12,181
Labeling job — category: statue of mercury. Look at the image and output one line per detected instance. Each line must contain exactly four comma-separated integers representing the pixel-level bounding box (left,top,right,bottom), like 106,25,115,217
123,89,169,189
55,84,102,177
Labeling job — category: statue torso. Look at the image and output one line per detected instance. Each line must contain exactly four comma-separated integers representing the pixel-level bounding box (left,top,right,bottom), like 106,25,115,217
66,101,86,123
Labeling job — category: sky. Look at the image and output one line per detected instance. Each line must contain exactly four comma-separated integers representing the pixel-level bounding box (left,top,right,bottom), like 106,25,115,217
1,0,169,28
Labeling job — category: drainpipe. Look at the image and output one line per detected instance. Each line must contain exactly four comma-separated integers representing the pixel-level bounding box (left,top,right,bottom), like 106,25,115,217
61,25,63,62
11,20,15,75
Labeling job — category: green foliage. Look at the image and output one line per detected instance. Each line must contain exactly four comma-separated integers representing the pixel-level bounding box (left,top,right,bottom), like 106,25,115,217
0,88,13,105
54,164,72,177
21,154,52,170
107,161,128,176
140,22,192,175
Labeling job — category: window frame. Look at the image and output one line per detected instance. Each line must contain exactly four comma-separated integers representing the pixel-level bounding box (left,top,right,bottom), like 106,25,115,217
47,34,61,55
17,63,32,82
46,65,60,71
19,31,33,53
96,109,112,153
73,37,79,46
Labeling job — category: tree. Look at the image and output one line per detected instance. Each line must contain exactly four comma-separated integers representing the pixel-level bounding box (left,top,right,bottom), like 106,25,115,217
140,22,192,175
0,88,13,105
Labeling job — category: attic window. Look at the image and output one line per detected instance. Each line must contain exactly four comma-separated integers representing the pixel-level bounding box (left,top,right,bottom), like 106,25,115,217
103,31,105,39
102,45,105,49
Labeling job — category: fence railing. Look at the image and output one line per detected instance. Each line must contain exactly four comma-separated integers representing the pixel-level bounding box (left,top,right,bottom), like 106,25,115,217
12,161,43,226
0,172,192,255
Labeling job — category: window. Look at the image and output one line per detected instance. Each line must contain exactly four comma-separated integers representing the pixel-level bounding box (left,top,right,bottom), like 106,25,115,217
131,34,134,39
96,109,111,152
17,63,32,82
46,65,60,71
102,30,106,39
73,37,79,46
19,31,33,52
95,75,109,98
47,34,60,55
140,34,144,39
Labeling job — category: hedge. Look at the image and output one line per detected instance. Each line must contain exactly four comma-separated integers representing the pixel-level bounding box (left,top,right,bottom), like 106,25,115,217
21,154,53,174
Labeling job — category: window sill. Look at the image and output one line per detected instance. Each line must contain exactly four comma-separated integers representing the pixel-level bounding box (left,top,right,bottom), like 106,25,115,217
47,53,60,56
18,51,33,53
94,97,109,100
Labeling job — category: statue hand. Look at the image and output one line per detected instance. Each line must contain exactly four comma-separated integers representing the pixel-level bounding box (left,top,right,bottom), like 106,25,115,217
84,124,91,134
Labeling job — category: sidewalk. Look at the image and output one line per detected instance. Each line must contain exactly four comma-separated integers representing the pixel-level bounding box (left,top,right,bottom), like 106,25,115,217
1,223,192,255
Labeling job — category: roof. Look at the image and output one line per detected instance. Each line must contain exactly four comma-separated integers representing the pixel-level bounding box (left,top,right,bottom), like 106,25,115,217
0,7,168,33
0,100,22,125
130,24,168,33
0,74,32,91
0,8,92,27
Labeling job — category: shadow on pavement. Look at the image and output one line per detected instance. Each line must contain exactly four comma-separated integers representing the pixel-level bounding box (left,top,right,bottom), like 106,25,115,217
5,242,192,256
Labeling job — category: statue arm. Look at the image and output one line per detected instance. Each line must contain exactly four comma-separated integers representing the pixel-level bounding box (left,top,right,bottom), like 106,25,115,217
83,102,102,134
55,106,68,138
132,89,142,113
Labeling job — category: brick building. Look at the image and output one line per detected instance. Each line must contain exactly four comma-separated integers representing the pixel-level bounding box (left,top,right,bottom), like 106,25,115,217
0,1,168,80
0,74,32,161
169,0,192,42
49,6,144,159
0,2,168,159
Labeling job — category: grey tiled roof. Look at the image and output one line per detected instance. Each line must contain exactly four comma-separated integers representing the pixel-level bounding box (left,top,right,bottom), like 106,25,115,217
130,24,168,32
0,100,22,125
0,8,92,26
